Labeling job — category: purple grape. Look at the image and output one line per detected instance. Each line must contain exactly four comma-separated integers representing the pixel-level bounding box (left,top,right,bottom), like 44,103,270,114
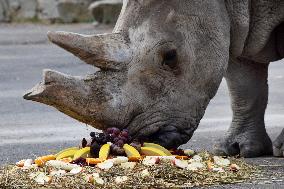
120,131,129,138
111,145,125,156
90,132,97,137
113,128,120,135
81,138,88,148
122,129,128,132
96,133,107,144
90,141,101,158
71,157,87,166
110,133,119,138
115,140,124,147
118,136,128,143
106,128,114,134
113,138,120,143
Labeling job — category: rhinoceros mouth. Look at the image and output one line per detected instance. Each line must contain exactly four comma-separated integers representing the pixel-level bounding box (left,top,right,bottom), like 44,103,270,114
129,122,196,149
125,111,198,148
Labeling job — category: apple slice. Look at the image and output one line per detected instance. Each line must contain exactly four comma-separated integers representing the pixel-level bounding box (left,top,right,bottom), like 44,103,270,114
73,147,91,160
123,144,141,158
55,147,79,158
56,149,78,160
140,147,167,156
99,144,111,160
143,143,172,156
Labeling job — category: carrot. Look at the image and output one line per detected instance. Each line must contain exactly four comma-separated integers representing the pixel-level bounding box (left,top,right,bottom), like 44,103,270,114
175,156,189,160
128,156,143,162
16,160,25,167
86,158,103,165
35,155,56,166
207,160,214,170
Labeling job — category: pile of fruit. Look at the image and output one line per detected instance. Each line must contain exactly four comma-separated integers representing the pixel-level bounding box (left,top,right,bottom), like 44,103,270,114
0,128,257,189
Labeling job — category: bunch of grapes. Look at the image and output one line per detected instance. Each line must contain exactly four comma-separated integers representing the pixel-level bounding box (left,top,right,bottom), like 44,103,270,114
89,127,133,156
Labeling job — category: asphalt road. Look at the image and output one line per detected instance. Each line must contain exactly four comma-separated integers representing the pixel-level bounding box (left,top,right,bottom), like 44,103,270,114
0,23,283,188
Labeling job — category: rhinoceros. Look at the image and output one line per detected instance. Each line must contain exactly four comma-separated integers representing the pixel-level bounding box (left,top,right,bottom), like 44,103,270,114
24,0,284,157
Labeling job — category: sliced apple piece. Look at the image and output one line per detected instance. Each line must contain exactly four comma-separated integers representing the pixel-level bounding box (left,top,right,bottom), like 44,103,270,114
55,147,79,158
143,143,172,156
99,144,111,160
140,147,167,156
73,147,91,160
123,144,141,158
56,149,78,160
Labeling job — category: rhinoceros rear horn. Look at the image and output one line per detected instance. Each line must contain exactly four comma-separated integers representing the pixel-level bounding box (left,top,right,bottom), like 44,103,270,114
47,31,131,71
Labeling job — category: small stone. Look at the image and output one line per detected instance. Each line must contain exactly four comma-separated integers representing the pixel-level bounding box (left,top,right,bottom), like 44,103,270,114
213,156,230,167
29,172,51,185
115,176,128,184
69,167,83,174
212,167,225,172
87,173,104,185
142,157,160,166
183,149,195,156
173,159,189,169
94,177,105,185
141,169,150,177
187,162,205,171
97,161,114,170
23,159,33,168
50,170,66,177
189,155,202,162
120,162,136,169
108,156,128,165
92,173,100,178
230,164,240,172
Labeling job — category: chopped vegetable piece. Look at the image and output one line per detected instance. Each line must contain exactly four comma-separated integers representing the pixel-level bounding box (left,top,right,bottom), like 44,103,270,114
34,155,56,167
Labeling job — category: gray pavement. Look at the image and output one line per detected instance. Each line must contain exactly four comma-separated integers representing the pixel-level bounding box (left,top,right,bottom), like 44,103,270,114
0,23,284,188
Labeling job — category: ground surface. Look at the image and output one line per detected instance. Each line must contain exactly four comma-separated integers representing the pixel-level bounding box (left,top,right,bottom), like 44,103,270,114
0,23,283,188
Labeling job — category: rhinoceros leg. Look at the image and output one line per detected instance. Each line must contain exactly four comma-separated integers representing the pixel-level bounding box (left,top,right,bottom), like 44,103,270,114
273,129,284,157
214,58,273,157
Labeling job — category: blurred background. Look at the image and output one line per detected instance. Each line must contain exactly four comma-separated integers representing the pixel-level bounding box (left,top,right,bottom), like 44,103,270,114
0,0,283,166
0,0,122,24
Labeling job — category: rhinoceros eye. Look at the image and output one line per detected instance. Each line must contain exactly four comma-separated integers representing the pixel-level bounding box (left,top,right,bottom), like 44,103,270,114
162,49,178,69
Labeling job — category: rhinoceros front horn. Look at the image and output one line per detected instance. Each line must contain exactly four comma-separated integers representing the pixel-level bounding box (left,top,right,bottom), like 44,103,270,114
47,31,132,71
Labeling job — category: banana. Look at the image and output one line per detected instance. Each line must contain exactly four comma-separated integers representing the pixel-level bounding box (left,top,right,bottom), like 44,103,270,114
140,147,167,156
55,147,79,158
99,144,111,160
143,143,172,156
73,147,91,160
123,144,141,158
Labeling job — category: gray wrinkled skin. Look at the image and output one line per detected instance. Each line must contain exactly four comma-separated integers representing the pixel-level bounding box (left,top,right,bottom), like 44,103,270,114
24,0,284,157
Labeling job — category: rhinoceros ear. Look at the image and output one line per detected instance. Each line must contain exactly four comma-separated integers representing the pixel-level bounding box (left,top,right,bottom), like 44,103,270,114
47,31,132,71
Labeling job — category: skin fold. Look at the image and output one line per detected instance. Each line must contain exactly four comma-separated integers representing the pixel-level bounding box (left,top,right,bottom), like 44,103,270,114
24,0,284,157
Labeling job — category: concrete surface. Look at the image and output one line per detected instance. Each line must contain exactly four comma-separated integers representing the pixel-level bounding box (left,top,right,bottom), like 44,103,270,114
0,23,283,188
